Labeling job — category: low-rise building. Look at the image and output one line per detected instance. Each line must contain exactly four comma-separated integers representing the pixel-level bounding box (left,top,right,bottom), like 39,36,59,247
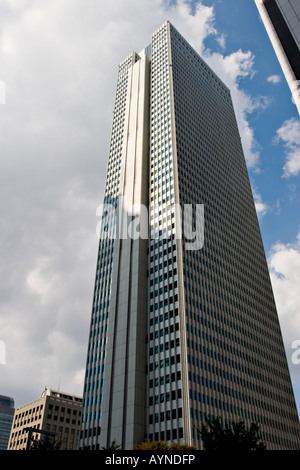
8,387,82,450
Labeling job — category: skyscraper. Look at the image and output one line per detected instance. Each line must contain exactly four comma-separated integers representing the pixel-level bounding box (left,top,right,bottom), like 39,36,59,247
79,21,300,450
255,0,300,115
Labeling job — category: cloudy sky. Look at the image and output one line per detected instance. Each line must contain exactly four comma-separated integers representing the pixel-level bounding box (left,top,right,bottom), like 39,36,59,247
0,0,299,419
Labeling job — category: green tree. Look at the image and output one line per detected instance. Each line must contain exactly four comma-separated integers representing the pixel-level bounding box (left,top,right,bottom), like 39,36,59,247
133,439,196,450
30,435,61,450
101,440,121,450
200,417,266,451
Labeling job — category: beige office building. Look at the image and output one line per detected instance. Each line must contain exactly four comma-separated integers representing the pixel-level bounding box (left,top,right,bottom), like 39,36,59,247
8,387,82,450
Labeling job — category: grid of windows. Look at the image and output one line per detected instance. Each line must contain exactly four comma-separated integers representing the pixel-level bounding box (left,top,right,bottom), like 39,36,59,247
0,414,13,450
147,22,184,444
9,391,81,450
80,52,140,448
0,395,14,450
168,22,300,449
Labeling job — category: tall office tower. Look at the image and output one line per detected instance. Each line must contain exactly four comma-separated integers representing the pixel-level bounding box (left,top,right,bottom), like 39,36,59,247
79,21,300,450
255,0,300,115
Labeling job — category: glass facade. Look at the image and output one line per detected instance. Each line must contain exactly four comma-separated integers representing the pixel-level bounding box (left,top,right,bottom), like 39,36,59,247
0,395,14,450
79,21,300,450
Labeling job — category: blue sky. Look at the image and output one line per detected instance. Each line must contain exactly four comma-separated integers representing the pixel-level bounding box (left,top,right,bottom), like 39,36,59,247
211,0,299,243
0,0,299,424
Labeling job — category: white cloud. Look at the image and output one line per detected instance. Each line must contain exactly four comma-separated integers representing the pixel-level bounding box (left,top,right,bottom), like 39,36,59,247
267,74,281,84
274,117,300,177
167,0,217,54
252,187,269,218
0,0,270,407
216,33,226,49
276,117,300,147
268,231,300,388
26,258,55,298
205,49,270,168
